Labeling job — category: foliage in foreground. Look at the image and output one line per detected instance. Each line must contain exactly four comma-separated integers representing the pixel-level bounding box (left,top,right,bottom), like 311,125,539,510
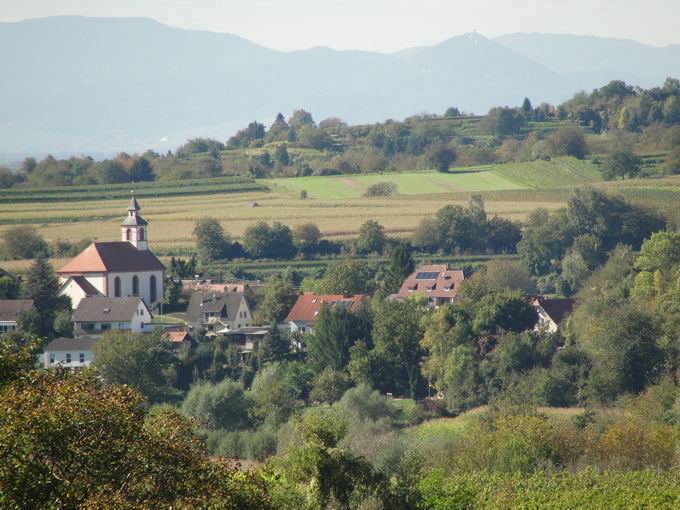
0,369,271,510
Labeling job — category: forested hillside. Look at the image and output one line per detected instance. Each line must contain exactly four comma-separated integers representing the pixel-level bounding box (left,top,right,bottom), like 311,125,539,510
2,78,680,189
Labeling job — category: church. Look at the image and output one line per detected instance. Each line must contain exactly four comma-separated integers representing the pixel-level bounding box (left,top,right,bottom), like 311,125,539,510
57,196,165,309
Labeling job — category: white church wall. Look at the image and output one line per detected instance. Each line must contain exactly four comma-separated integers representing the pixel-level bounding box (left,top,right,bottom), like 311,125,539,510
107,270,164,306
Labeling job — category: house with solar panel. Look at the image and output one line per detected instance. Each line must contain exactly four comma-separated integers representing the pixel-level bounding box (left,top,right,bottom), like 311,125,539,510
57,195,165,309
285,292,368,334
395,265,465,308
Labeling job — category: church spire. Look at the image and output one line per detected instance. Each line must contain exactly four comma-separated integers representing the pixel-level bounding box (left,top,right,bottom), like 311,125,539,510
128,193,141,212
121,191,149,250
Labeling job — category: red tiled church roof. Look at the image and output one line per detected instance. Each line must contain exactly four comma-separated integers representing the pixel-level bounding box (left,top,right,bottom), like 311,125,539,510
57,242,165,274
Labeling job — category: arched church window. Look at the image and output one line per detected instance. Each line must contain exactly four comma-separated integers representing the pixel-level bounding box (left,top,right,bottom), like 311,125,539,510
125,229,131,241
114,277,121,298
150,275,157,303
139,229,145,241
132,275,139,297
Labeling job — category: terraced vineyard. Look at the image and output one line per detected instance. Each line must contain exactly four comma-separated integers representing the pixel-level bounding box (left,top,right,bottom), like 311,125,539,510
491,157,601,188
0,176,265,203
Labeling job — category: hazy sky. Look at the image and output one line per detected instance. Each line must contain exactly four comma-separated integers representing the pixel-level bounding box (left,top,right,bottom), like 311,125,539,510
2,0,679,51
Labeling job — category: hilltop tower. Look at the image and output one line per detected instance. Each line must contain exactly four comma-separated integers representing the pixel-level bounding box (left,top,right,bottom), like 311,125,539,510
121,193,149,250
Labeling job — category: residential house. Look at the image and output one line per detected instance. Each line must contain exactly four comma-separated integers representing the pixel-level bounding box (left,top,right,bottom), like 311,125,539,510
285,292,367,334
531,296,576,333
161,330,194,352
43,336,99,369
57,197,165,309
72,296,152,337
0,299,34,333
59,275,102,308
396,265,465,308
185,291,253,335
222,326,271,357
182,280,246,293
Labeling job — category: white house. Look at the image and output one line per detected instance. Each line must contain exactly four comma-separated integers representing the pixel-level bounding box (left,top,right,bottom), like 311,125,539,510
0,299,34,333
57,196,165,309
531,297,576,333
185,291,253,335
72,296,153,337
43,336,99,369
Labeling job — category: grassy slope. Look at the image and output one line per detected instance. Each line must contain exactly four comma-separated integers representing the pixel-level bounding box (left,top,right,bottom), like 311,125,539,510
264,170,522,199
264,157,601,199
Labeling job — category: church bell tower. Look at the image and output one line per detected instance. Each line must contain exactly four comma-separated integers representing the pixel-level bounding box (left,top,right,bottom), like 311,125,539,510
121,193,149,250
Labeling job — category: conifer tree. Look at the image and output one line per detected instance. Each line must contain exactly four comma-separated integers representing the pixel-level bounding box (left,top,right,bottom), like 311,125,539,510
383,244,416,294
25,256,62,338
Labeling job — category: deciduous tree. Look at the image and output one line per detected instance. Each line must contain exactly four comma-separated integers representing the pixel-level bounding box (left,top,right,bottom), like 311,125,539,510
193,217,231,262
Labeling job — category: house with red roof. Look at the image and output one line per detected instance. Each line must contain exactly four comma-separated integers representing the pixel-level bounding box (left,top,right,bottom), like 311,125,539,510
285,292,367,334
57,196,165,309
396,264,465,308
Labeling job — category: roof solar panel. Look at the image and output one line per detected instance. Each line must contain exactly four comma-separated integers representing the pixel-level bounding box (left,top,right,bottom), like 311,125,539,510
328,300,354,308
415,271,440,280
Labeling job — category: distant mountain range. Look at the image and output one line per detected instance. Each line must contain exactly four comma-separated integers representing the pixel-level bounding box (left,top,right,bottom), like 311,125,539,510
0,16,678,159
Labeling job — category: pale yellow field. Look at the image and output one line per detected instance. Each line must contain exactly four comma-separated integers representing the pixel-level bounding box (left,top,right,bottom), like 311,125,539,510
0,190,564,256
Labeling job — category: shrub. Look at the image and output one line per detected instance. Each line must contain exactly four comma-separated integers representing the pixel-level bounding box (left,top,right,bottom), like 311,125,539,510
336,384,396,423
492,414,581,474
2,225,49,259
180,379,252,431
206,427,277,460
310,368,352,404
593,418,675,470
445,412,581,475
543,127,588,159
363,182,398,197
417,469,480,510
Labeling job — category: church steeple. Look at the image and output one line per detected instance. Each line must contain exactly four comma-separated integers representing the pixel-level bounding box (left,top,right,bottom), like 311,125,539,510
121,192,149,250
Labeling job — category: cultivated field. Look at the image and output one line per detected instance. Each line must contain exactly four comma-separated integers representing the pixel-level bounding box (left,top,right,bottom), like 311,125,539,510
264,157,599,199
3,157,680,273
